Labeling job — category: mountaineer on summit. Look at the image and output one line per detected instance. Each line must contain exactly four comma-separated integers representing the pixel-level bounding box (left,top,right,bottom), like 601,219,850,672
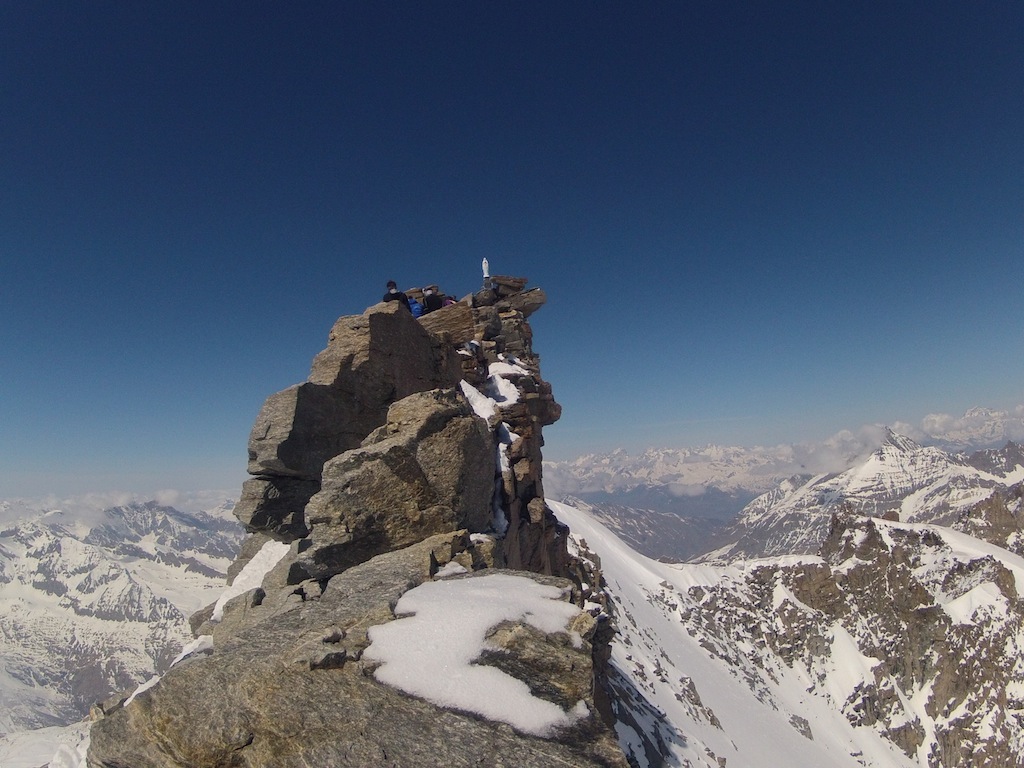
421,287,443,314
383,280,412,312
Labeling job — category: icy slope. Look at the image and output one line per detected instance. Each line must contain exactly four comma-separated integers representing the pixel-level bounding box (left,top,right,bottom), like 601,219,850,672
554,497,1024,767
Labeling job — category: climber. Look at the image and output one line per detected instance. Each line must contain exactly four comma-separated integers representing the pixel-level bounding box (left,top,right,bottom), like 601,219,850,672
421,286,444,314
382,280,412,312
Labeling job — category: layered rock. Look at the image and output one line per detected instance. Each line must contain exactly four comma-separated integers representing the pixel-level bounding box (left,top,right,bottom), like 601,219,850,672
236,300,462,539
420,282,565,574
290,388,495,582
87,277,622,767
234,278,566,577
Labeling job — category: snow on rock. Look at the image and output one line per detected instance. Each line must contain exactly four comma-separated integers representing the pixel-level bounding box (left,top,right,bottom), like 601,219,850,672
364,572,586,736
210,539,290,622
0,721,90,768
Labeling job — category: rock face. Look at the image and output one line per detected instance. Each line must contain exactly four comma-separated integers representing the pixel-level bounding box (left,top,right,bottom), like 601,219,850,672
292,388,495,582
87,278,624,767
420,285,566,574
88,536,626,768
236,300,463,539
234,281,567,576
953,480,1024,556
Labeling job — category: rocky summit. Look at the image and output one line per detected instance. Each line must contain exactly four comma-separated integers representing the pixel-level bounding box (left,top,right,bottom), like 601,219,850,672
86,279,627,768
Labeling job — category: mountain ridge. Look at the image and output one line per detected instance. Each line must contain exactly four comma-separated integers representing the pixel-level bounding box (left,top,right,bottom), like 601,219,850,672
703,432,1024,562
0,498,242,733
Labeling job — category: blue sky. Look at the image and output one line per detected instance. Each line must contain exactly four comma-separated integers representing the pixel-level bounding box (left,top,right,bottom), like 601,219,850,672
2,2,1022,498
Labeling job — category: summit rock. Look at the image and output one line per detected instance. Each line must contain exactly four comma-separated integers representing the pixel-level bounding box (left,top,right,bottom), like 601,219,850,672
87,277,625,768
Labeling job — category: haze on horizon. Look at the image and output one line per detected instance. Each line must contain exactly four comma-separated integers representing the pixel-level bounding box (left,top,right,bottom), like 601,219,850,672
2,3,1021,499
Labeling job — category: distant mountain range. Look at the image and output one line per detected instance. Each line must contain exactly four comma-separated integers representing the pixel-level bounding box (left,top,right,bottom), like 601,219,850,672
546,407,1024,561
702,431,1024,562
0,499,242,732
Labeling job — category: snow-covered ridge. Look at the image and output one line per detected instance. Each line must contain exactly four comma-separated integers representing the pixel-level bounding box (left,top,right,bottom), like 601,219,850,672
700,430,1024,562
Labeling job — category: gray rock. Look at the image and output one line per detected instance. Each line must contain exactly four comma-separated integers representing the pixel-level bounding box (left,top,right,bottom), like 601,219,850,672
232,476,318,540
292,388,494,582
88,538,627,768
240,301,462,536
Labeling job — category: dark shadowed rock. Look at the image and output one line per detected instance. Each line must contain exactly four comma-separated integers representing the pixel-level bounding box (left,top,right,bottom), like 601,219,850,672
233,476,317,539
240,301,462,538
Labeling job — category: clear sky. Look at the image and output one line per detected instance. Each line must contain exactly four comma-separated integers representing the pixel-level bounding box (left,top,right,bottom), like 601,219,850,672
2,2,1022,498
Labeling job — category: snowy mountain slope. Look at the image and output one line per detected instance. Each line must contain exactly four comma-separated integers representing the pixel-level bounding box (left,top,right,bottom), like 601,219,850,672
703,432,1024,562
554,500,918,768
0,499,243,732
554,499,1024,767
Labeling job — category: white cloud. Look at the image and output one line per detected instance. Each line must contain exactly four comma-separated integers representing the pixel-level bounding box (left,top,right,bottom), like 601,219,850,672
667,483,707,497
919,405,1024,446
778,425,889,476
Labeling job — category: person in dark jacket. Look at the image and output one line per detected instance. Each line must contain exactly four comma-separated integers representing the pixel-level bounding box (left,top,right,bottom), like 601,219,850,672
382,280,412,311
421,286,444,314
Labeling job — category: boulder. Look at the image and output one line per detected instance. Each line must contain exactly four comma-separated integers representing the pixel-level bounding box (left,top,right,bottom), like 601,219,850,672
240,301,462,537
88,538,627,768
291,388,494,582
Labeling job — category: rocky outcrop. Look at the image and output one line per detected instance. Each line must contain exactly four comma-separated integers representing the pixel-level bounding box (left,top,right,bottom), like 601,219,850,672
87,277,623,767
234,277,566,577
88,535,626,768
953,480,1024,556
236,301,462,539
420,283,566,575
290,388,495,582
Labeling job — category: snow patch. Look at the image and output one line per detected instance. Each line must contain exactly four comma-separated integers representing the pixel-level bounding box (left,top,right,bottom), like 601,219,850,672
211,540,290,622
943,582,1008,626
364,573,585,736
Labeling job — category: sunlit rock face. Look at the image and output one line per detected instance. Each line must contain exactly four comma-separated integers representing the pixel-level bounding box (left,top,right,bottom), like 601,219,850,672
236,300,463,540
87,279,625,768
